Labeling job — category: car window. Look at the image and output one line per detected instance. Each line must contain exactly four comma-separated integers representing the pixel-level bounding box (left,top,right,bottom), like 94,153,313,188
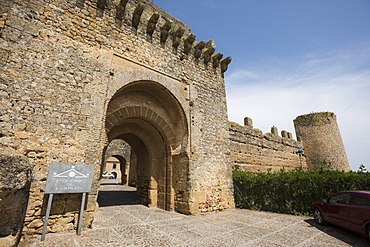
351,195,370,207
329,193,350,205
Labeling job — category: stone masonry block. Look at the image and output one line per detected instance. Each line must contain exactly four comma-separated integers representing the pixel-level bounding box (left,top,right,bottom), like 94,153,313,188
0,48,9,64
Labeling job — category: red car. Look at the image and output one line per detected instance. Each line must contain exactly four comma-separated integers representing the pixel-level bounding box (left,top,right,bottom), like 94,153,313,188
312,191,370,239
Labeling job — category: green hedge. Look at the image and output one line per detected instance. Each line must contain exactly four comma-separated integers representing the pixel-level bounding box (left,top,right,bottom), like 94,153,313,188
233,167,370,215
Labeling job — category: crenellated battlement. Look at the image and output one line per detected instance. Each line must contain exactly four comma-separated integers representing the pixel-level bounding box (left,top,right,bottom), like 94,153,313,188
229,117,306,173
231,117,299,143
87,0,232,73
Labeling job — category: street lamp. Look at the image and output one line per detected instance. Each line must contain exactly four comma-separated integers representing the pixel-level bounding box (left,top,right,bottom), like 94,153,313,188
296,148,304,170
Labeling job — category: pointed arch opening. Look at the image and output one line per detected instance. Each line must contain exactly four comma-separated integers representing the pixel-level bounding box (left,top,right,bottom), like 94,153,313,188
102,80,189,211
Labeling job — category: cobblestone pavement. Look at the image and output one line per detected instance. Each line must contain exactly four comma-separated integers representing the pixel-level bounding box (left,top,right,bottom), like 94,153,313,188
19,180,369,246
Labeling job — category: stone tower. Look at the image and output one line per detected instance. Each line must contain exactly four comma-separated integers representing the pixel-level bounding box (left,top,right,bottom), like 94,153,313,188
294,112,350,171
1,0,235,237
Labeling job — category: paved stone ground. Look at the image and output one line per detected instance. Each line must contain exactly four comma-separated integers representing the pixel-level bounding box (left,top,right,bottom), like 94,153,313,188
19,180,369,246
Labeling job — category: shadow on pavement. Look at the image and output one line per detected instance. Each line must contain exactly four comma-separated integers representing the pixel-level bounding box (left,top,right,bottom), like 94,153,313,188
97,189,139,207
304,219,369,246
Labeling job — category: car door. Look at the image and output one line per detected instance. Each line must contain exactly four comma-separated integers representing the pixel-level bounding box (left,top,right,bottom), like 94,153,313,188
348,194,370,236
324,193,350,228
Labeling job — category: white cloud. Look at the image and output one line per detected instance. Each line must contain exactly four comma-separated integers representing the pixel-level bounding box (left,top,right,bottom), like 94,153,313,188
225,44,370,171
226,70,260,83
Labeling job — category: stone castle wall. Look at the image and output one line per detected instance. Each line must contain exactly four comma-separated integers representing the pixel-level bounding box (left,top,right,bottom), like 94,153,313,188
294,112,350,171
229,117,307,173
1,0,350,242
1,0,234,238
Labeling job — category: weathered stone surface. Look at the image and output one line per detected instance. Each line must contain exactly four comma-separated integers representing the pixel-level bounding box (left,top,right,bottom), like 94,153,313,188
1,0,234,237
0,148,32,247
229,121,307,173
27,219,43,229
294,112,350,171
0,235,18,247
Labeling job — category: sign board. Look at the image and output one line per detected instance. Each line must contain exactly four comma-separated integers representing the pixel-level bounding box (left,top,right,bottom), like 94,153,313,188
42,162,94,241
44,162,94,194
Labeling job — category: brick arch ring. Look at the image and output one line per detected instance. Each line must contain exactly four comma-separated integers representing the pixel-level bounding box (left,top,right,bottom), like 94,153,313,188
106,106,178,153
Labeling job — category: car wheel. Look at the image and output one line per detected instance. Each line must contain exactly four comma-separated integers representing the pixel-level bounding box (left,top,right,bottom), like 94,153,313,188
367,226,370,240
313,208,327,225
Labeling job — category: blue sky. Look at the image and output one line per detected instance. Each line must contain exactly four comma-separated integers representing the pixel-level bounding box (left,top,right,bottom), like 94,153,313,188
153,0,370,171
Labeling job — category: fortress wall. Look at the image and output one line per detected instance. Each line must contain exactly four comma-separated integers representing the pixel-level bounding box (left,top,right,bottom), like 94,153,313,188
294,112,350,171
229,118,307,173
1,0,234,236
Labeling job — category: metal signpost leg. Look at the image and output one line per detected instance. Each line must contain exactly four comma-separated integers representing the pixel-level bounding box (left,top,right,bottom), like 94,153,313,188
41,193,54,241
77,192,86,236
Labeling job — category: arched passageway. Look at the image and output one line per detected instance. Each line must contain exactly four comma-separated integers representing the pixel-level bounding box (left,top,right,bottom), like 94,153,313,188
103,81,188,211
104,156,121,179
100,139,131,184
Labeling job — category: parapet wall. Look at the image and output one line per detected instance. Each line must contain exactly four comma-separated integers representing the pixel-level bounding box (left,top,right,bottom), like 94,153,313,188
229,117,307,173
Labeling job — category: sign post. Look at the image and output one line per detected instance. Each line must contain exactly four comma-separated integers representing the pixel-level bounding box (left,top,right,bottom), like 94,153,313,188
41,162,94,241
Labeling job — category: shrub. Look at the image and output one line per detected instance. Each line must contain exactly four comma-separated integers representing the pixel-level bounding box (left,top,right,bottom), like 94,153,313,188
233,167,370,215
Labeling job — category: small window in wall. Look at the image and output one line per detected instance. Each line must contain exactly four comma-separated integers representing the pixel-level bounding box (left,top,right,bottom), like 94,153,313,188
113,163,117,169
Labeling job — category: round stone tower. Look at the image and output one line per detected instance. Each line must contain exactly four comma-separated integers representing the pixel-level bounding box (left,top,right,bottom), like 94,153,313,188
294,112,350,171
